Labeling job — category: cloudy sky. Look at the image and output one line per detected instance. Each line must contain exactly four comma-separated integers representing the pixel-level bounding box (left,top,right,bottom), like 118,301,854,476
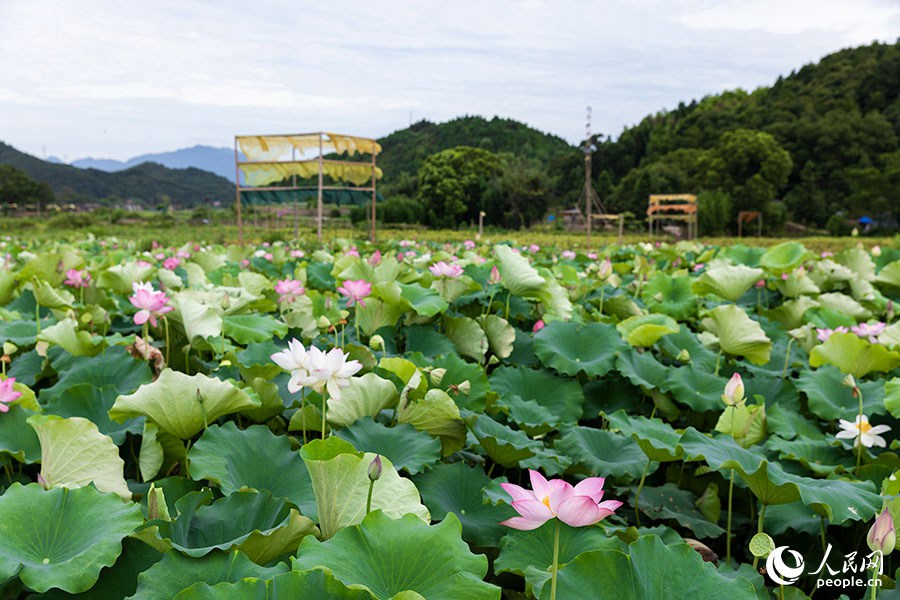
1,0,897,161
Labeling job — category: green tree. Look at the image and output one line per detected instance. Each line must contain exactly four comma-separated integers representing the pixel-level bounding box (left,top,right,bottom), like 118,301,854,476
417,146,501,228
483,154,549,229
0,164,54,209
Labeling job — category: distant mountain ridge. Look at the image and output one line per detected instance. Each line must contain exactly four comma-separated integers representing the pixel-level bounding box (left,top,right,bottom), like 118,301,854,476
71,145,236,181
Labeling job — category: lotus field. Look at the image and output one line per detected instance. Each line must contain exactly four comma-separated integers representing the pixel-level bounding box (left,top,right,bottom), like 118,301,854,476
1,235,900,599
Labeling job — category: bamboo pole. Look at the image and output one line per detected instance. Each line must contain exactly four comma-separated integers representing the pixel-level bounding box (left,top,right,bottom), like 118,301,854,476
234,137,243,244
317,133,324,242
370,148,377,243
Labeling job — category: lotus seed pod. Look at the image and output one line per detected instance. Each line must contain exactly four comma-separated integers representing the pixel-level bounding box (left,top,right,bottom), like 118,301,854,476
369,335,385,351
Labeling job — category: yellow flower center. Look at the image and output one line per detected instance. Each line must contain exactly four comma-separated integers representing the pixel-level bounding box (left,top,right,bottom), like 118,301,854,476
859,421,872,434
541,496,552,511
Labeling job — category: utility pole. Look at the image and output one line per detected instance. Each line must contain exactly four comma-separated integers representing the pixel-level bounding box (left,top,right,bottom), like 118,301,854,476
584,106,593,245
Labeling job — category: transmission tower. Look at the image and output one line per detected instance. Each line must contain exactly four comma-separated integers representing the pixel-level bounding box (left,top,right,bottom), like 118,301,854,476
582,107,608,244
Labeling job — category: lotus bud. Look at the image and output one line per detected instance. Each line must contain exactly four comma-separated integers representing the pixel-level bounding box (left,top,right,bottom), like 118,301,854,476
317,316,331,329
722,373,744,406
488,355,500,365
676,349,691,362
598,257,613,280
872,245,882,257
489,266,501,285
218,359,232,368
888,301,894,323
147,484,171,521
369,335,385,351
367,455,383,481
867,508,896,555
2,342,17,357
430,368,447,386
340,309,350,320
653,292,663,302
457,380,471,395
842,374,857,389
37,473,49,489
533,319,545,333
220,294,231,309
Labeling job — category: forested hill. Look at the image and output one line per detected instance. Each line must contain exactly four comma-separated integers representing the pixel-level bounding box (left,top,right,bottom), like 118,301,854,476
594,40,900,231
0,142,234,207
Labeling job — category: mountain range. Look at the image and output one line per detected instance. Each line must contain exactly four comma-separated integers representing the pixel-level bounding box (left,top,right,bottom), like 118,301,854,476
70,145,237,181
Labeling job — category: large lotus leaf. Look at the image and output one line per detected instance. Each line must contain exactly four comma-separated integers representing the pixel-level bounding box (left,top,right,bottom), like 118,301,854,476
128,549,288,600
760,241,808,272
657,326,719,372
762,296,819,329
616,313,680,347
809,332,900,378
43,384,143,445
714,402,767,448
470,414,542,467
398,389,466,456
875,260,900,289
415,353,491,412
604,410,684,462
0,320,39,347
397,282,448,317
188,423,316,517
490,366,583,430
631,483,724,539
838,247,877,281
547,536,759,600
29,414,130,499
0,403,41,463
97,262,155,294
887,378,900,418
641,273,696,321
692,264,764,301
666,365,729,412
0,271,17,305
135,490,318,563
478,314,515,359
109,369,259,439
172,570,375,600
293,511,499,600
533,321,624,377
32,280,75,309
614,348,669,391
174,297,223,343
355,298,405,336
681,428,881,522
766,436,854,476
404,325,456,357
700,305,772,365
40,346,152,403
817,292,871,320
495,520,625,598
36,319,102,357
335,418,441,476
493,244,545,297
443,315,488,360
222,314,287,345
414,462,514,547
795,365,886,420
555,427,653,480
299,437,430,540
774,271,821,298
0,483,143,594
326,373,399,429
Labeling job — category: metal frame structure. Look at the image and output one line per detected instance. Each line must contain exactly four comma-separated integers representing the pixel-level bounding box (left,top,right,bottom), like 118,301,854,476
647,194,698,240
581,107,623,244
234,132,380,244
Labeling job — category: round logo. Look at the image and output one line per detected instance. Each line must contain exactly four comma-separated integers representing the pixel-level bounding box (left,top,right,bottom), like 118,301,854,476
765,546,805,586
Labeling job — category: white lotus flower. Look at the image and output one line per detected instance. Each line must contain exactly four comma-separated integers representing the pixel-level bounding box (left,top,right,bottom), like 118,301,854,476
306,346,362,401
835,415,891,448
270,339,317,393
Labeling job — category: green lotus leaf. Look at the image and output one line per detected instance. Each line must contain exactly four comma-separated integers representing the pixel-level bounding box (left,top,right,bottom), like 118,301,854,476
809,332,900,378
881,322,900,349
470,415,542,467
700,305,772,365
714,402,767,448
692,264,764,301
0,270,16,305
641,273,696,321
478,314,515,359
614,347,669,391
414,462,515,547
443,315,488,360
875,260,900,289
398,388,466,456
817,292,871,320
604,410,684,462
432,274,475,303
490,366,583,431
173,297,223,344
0,320,39,347
172,570,375,600
397,282,449,317
838,247,877,281
335,418,441,476
109,369,259,439
887,378,900,418
533,321,624,377
44,384,142,445
138,421,165,482
326,373,399,429
665,365,728,412
766,436,854,476
40,346,152,404
32,280,75,309
633,483,725,539
300,437,430,540
796,365,886,420
493,244,545,297
763,501,822,536
760,241,808,273
766,402,825,441
413,353,491,412
135,490,318,563
188,423,316,517
222,314,287,345
0,483,143,594
128,549,288,600
404,325,456,357
546,536,759,600
762,296,820,329
496,521,624,599
555,426,654,479
36,319,102,357
657,325,719,372
356,298,405,336
616,313,680,347
0,403,41,463
97,261,155,294
29,414,130,499
293,511,499,600
681,428,881,522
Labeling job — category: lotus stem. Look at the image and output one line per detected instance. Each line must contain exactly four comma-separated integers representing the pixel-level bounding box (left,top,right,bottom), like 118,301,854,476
599,287,605,315
321,390,328,439
726,469,735,565
819,516,827,554
163,316,170,367
752,503,767,570
35,301,41,334
781,338,794,380
634,458,652,527
856,386,865,477
871,567,879,600
366,479,375,514
79,286,84,306
550,518,561,600
714,350,722,376
300,389,308,444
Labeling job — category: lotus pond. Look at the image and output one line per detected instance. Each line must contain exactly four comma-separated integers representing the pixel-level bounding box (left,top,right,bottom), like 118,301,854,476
0,236,898,599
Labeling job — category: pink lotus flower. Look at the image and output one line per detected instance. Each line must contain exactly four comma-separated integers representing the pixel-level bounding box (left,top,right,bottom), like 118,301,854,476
561,250,576,260
821,251,833,258
162,257,181,270
528,244,540,253
136,260,153,268
464,240,476,250
345,247,360,258
587,252,598,260
264,253,274,261
129,282,174,327
290,249,305,259
500,470,621,530
0,378,22,413
852,322,886,344
177,250,191,259
533,319,545,333
275,279,305,304
598,258,613,280
722,373,744,406
338,279,372,307
429,261,463,278
368,250,382,266
489,266,501,285
816,326,849,343
154,253,165,261
692,263,705,272
755,279,766,288
64,269,91,288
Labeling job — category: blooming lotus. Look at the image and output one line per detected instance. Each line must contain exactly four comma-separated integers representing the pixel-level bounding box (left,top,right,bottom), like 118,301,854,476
500,470,621,530
275,278,305,305
338,279,372,307
0,378,22,413
368,250,382,266
816,326,849,343
836,415,891,448
561,250,576,260
162,257,181,270
464,240,476,250
429,261,463,278
305,346,362,401
271,339,315,393
851,322,886,344
129,282,173,327
64,269,91,288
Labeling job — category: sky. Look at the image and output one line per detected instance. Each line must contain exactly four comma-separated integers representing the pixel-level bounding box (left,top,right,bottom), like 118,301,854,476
1,0,898,162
